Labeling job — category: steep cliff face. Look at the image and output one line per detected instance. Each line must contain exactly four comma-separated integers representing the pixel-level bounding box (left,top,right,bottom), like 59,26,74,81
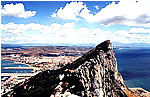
61,40,127,97
4,40,128,97
79,41,125,96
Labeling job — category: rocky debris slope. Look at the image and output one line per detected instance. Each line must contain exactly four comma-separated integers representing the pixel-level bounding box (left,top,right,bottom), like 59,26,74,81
3,40,135,97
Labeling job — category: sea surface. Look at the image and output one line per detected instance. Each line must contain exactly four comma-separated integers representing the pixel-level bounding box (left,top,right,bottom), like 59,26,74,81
1,60,33,73
114,47,150,91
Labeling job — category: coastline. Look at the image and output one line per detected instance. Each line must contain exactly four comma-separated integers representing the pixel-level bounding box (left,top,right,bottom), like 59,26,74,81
1,59,32,67
1,59,38,76
1,59,36,74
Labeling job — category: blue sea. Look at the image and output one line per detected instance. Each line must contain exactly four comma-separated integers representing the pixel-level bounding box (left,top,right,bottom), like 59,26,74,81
114,47,150,91
1,60,33,73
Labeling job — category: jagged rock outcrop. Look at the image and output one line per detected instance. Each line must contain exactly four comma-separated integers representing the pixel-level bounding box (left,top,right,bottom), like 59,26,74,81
3,40,128,97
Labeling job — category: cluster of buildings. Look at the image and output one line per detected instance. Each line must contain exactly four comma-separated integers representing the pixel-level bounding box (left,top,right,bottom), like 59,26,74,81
1,46,86,96
2,54,80,69
1,53,81,95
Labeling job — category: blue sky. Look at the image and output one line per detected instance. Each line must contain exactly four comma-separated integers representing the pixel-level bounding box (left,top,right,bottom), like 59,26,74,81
1,0,150,44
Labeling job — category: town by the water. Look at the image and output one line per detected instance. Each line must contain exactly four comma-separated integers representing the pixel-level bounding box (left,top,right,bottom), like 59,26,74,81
1,45,92,95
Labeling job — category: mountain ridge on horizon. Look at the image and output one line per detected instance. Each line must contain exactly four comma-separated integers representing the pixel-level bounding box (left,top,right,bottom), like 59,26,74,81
2,42,150,48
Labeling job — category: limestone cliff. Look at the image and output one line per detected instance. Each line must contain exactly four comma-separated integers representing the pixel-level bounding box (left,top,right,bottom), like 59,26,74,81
61,40,127,97
3,40,129,97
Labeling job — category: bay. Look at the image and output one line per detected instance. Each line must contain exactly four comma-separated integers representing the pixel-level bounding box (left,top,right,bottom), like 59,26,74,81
1,60,33,73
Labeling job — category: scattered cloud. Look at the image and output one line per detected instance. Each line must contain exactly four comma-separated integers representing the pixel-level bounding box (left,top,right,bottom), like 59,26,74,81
77,27,91,35
1,22,77,43
51,1,150,43
51,2,85,20
1,23,26,35
79,7,94,22
129,28,150,34
2,22,150,44
114,27,150,43
80,0,150,27
94,0,150,27
52,0,150,27
1,3,36,18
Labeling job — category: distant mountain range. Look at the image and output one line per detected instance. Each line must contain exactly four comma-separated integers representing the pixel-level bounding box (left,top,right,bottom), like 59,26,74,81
1,42,150,48
1,43,96,48
112,42,150,47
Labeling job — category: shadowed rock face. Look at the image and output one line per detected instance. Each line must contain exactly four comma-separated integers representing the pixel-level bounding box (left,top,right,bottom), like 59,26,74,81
3,40,127,97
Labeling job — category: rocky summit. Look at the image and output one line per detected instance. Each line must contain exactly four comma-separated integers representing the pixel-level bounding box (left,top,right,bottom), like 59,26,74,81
2,40,144,97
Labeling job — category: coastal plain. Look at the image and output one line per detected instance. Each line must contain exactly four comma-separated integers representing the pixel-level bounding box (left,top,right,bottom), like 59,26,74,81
1,45,92,95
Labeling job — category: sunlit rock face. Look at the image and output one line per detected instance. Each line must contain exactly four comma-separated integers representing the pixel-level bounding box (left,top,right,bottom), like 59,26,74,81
62,40,127,97
4,40,127,97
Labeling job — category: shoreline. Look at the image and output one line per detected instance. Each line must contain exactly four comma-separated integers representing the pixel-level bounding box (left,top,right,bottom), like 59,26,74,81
1,59,32,67
1,59,36,74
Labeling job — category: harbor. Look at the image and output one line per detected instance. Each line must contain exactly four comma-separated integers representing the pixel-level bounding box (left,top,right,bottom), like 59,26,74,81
1,73,37,76
1,60,39,96
2,62,24,65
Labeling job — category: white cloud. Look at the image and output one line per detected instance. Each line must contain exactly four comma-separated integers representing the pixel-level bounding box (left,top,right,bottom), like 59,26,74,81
89,28,115,43
129,28,150,34
113,27,150,43
79,0,150,27
1,3,36,18
40,22,76,39
77,27,91,35
79,7,94,22
2,22,150,44
52,1,150,27
51,2,85,20
26,23,46,31
83,0,150,27
1,22,77,43
1,23,27,35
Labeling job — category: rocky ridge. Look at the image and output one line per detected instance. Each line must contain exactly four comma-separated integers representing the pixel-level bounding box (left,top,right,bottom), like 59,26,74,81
2,40,144,97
